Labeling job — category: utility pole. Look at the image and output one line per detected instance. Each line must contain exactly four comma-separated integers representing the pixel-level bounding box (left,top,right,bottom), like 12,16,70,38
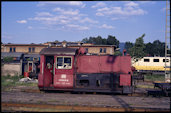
165,0,170,83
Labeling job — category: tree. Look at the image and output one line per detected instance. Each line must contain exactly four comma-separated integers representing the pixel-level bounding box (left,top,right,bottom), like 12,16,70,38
81,35,119,46
152,40,165,56
107,35,120,47
124,41,133,54
95,36,103,45
144,40,165,57
54,40,59,43
144,42,153,56
102,38,107,45
129,34,146,61
82,38,89,43
89,37,96,44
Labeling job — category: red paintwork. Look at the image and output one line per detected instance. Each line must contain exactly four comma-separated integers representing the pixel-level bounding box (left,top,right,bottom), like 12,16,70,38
120,74,131,86
76,56,100,73
76,55,132,74
53,55,74,88
38,55,52,87
38,48,133,90
43,67,53,87
24,72,29,78
76,54,132,87
78,47,86,54
38,55,44,88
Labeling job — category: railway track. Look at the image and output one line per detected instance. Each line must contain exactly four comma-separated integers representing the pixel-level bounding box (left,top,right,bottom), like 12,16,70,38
21,88,148,97
22,88,170,97
2,102,170,112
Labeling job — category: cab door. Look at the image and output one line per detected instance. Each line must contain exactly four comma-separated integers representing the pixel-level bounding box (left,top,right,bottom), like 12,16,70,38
53,55,74,89
43,56,54,87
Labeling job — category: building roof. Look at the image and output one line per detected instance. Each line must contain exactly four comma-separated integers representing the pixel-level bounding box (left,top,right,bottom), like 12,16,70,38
81,45,116,47
40,48,77,55
2,43,47,46
24,53,40,58
2,43,116,48
1,52,24,59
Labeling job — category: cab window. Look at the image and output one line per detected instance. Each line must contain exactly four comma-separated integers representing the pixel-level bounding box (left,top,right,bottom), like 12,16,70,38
153,59,159,62
56,56,72,69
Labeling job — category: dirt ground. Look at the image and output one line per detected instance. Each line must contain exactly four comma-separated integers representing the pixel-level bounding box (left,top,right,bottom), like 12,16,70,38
1,80,170,112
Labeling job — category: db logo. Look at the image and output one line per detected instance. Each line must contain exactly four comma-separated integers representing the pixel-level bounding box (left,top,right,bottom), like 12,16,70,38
61,74,66,79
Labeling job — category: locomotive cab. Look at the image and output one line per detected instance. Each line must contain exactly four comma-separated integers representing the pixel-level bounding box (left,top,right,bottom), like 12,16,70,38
38,48,77,90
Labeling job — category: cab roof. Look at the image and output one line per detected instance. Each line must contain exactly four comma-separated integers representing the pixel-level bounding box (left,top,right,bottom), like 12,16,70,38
39,48,77,55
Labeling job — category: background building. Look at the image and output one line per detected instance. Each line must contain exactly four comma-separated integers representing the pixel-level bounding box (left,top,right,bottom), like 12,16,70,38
1,41,117,77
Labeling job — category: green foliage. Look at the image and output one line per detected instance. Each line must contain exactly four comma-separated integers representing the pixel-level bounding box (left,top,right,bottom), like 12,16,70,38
124,41,133,54
1,75,37,91
82,38,89,43
26,58,31,61
144,42,153,56
114,51,122,56
129,34,146,61
3,56,13,63
81,35,120,47
1,75,22,88
54,40,59,43
107,35,119,47
144,74,165,82
144,40,165,57
152,40,165,56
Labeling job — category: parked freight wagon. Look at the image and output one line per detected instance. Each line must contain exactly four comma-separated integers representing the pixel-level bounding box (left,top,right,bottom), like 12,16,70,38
38,47,133,94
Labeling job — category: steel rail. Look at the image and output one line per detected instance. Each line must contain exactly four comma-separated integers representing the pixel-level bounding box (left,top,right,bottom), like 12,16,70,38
2,102,170,112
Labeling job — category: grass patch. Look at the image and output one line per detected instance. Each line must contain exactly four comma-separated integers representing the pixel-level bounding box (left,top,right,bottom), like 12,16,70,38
136,84,154,89
1,75,37,91
144,74,165,82
1,75,22,87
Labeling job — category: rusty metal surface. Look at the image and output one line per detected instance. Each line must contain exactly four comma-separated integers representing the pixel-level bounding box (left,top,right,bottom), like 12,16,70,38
2,102,169,112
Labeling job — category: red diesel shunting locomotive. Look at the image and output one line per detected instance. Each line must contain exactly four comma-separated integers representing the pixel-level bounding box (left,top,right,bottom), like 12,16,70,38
38,47,133,94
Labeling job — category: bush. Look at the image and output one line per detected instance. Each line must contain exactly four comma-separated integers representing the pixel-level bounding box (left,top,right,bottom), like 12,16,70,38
3,56,13,63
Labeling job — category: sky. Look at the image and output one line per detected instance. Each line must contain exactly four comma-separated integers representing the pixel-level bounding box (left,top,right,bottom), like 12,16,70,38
1,1,169,44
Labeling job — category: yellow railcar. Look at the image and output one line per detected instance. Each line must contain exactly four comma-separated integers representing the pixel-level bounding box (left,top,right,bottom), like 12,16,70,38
132,57,171,74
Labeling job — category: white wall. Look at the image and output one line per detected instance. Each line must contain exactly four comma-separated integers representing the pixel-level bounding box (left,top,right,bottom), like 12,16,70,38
1,63,21,76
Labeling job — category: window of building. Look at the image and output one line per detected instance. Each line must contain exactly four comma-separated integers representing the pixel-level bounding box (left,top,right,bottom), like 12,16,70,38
28,47,35,53
104,48,106,53
29,48,32,52
153,59,159,62
144,59,150,62
163,59,169,62
56,56,72,69
10,47,13,52
32,47,35,52
85,48,88,53
100,48,106,53
100,48,103,53
28,62,33,72
9,47,15,52
13,48,16,52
